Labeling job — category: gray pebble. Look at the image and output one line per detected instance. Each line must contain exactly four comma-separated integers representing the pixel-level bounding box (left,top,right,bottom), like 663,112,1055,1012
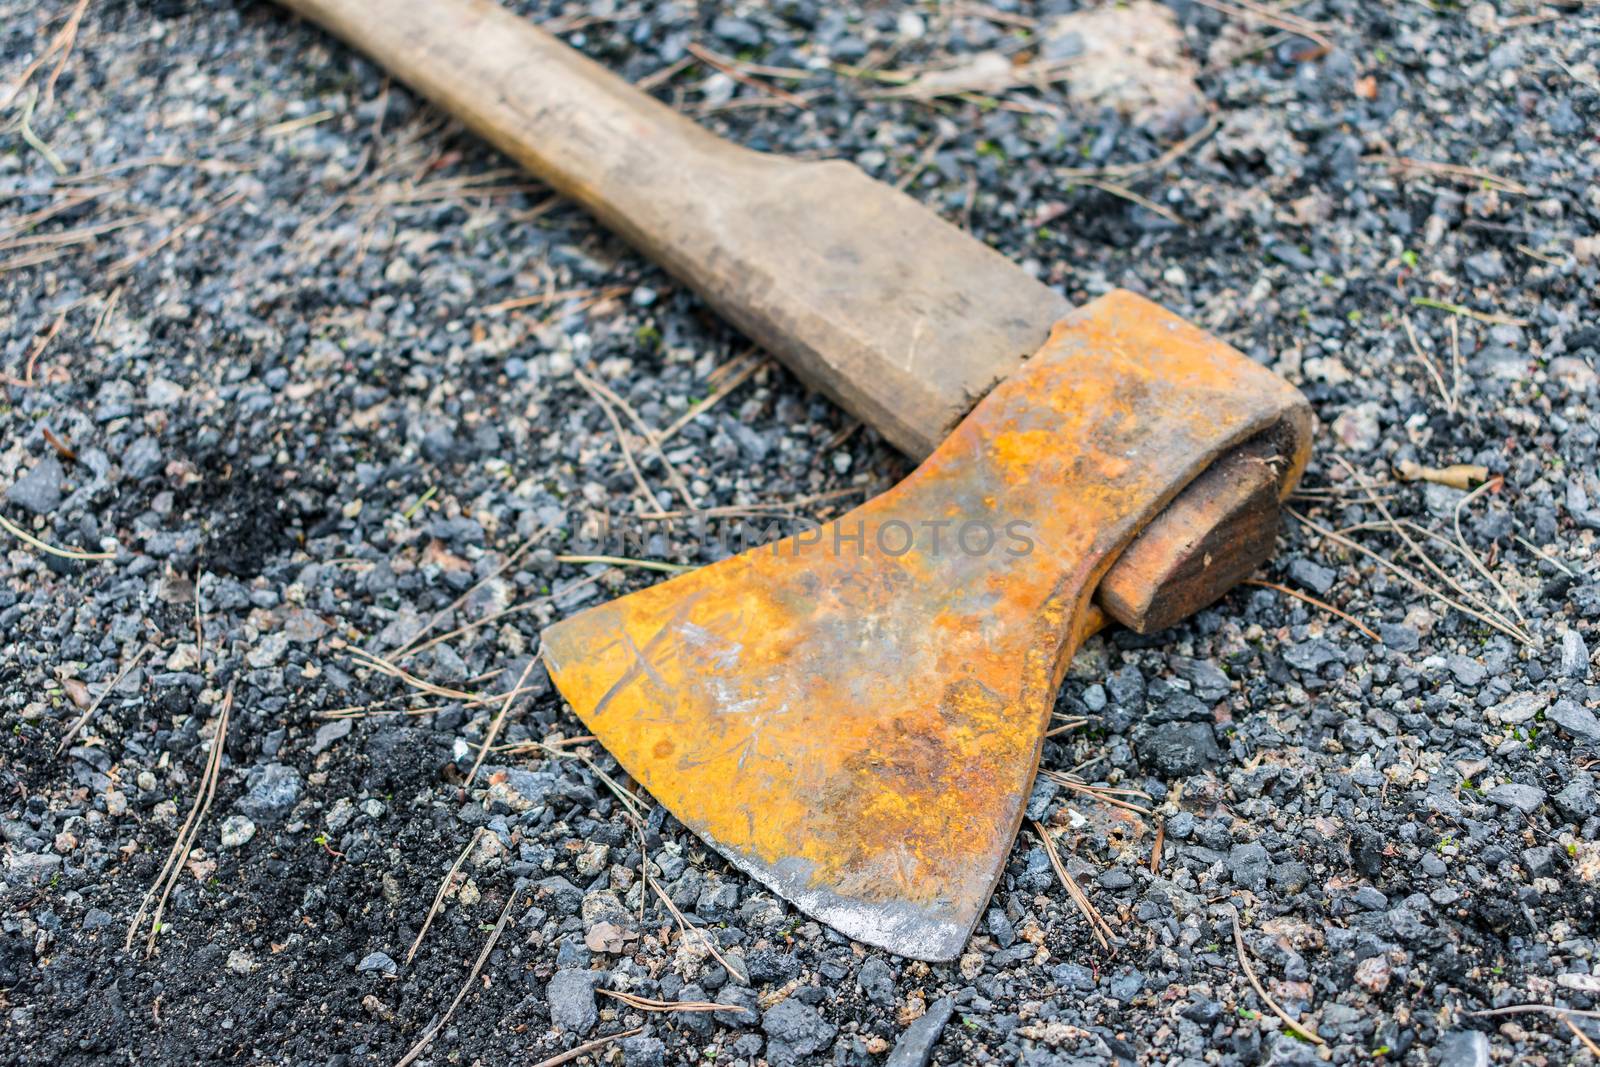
548,968,599,1034
5,457,64,515
886,995,955,1067
858,956,895,1008
236,763,302,820
356,951,397,974
1485,783,1546,813
1547,699,1600,743
1434,1030,1489,1067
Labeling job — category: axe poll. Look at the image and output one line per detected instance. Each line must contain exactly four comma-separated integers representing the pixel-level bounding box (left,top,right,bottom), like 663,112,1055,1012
278,0,1313,959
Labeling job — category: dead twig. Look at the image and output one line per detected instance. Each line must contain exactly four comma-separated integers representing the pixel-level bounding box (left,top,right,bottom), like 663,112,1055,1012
41,0,90,105
555,554,692,574
18,90,67,175
1289,508,1534,648
316,683,545,721
463,657,540,790
1070,176,1184,226
529,1027,645,1067
648,878,748,984
1366,155,1529,196
574,370,664,511
391,526,550,663
1233,915,1326,1044
1188,0,1332,55
1401,314,1455,414
659,355,768,444
0,213,150,255
393,882,523,1067
575,370,696,510
1242,578,1379,641
1333,456,1530,643
640,486,868,522
1039,769,1153,816
57,645,149,755
406,827,485,965
346,646,481,702
1,307,68,387
396,573,606,664
476,285,630,315
110,187,247,277
599,988,725,1014
895,126,951,192
1060,115,1221,180
0,510,115,560
1452,477,1527,627
1470,1004,1600,1022
1566,1016,1600,1058
686,42,810,110
1032,820,1115,951
127,681,234,956
1410,296,1528,328
1394,460,1487,490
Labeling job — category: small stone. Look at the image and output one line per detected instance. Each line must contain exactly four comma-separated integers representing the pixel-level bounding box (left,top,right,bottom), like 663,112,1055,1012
1139,722,1221,777
1485,782,1546,813
1284,639,1341,672
1489,691,1549,725
886,995,955,1067
325,798,357,832
1561,630,1592,678
621,1035,665,1067
5,457,64,515
1434,1029,1490,1067
146,378,185,406
226,949,254,975
219,814,257,848
309,717,353,755
1522,846,1557,877
1555,779,1598,821
713,984,761,1027
1229,842,1271,888
357,951,397,975
1025,777,1059,821
123,436,163,479
1331,401,1381,451
1354,954,1392,992
1546,698,1600,742
283,608,330,643
384,257,416,284
574,841,610,878
1287,558,1337,596
237,763,303,820
247,631,290,669
81,908,114,930
762,998,837,1063
6,852,62,881
1448,656,1487,687
583,921,631,953
858,956,895,1008
548,969,599,1034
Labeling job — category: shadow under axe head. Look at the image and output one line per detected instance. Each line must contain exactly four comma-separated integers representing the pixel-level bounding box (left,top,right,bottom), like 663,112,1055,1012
541,290,1312,960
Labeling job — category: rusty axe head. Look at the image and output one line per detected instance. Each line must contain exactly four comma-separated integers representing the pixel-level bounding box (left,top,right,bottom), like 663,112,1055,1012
543,292,1310,960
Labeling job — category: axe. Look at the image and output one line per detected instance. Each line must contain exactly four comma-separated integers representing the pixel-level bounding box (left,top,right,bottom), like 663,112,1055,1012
279,0,1313,960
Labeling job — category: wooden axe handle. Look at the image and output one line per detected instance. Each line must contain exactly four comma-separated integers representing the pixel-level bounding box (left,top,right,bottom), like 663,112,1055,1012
277,0,1298,632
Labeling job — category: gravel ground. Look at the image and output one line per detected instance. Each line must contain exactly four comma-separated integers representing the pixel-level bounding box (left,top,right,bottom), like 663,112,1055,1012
3,0,1599,1064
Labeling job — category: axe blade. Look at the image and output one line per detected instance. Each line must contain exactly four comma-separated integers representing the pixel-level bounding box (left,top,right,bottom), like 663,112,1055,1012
542,292,1311,960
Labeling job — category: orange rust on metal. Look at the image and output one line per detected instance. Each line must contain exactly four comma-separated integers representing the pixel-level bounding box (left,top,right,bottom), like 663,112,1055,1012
542,291,1311,960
